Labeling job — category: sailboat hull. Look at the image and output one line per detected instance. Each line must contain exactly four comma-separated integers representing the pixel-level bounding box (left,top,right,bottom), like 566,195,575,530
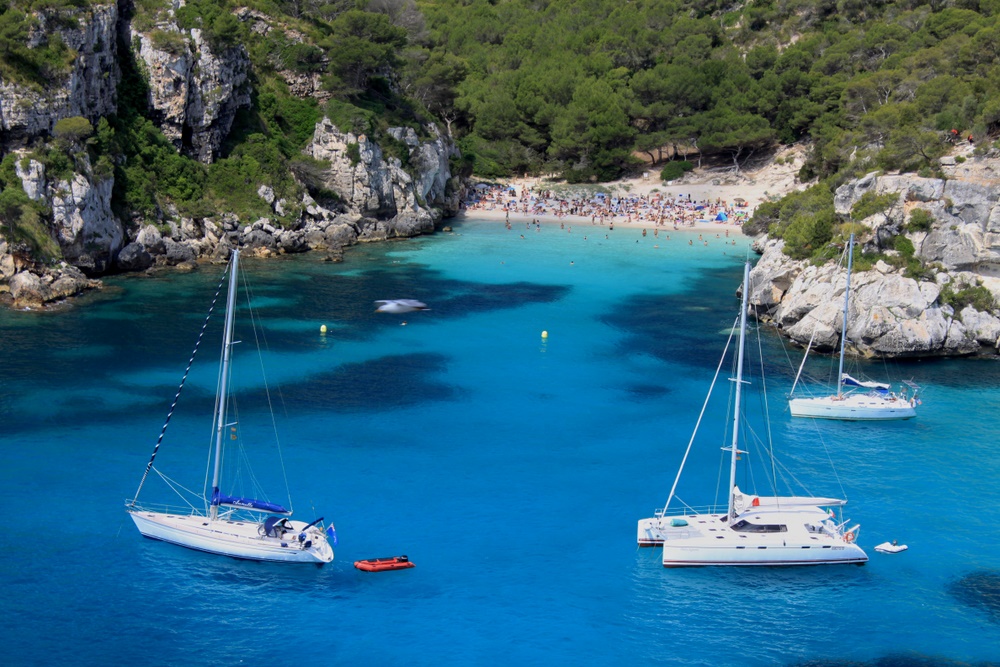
129,510,334,564
789,394,916,420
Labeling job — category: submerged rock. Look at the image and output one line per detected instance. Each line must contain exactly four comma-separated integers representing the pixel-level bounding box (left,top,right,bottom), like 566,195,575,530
949,570,1000,623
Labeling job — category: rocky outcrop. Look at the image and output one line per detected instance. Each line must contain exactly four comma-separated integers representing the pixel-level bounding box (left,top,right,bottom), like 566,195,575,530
235,8,330,103
14,151,123,275
750,238,1000,358
834,170,1000,274
749,161,1000,357
132,25,251,163
0,3,120,145
8,264,101,309
307,118,459,240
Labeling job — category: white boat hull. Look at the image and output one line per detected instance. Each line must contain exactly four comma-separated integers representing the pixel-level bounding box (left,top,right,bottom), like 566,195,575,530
638,507,868,567
789,394,916,421
129,510,334,564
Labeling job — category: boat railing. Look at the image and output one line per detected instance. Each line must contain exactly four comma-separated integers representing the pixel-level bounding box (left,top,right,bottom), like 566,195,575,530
653,504,725,518
125,500,205,516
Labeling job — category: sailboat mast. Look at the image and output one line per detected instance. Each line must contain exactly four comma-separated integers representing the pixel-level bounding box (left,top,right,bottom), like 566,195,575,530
836,234,854,399
209,248,240,520
727,261,751,521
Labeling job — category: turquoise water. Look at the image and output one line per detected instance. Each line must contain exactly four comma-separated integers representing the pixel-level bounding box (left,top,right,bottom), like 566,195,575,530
1,220,999,666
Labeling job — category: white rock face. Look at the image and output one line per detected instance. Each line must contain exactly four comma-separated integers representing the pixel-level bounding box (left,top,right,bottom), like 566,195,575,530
307,118,459,237
835,171,1000,273
0,3,120,142
132,24,250,162
13,152,123,274
750,236,999,357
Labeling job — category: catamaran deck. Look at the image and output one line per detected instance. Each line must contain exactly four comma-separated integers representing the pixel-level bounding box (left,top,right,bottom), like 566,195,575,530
637,505,868,566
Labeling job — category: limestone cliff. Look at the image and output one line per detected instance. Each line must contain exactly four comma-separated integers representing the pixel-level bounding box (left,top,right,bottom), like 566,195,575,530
131,22,251,163
750,157,1000,357
307,119,460,241
0,3,120,145
0,2,461,309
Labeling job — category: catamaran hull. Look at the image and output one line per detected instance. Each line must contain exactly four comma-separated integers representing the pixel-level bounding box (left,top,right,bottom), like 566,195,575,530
129,511,333,564
789,396,916,421
661,545,868,567
638,508,868,567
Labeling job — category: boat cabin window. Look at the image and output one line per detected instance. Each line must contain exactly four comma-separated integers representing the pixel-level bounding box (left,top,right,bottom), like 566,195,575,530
730,519,787,533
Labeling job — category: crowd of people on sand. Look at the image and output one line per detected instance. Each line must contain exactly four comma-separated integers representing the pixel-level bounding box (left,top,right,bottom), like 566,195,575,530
462,183,752,230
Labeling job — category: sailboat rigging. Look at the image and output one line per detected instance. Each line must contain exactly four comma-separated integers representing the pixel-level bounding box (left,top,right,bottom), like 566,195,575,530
126,248,335,564
788,234,919,421
636,262,868,567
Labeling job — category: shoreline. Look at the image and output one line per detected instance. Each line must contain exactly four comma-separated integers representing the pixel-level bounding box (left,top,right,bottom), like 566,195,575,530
455,174,778,234
453,206,745,233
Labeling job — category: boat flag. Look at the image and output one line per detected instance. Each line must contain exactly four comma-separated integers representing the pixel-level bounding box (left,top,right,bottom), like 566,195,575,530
327,525,338,547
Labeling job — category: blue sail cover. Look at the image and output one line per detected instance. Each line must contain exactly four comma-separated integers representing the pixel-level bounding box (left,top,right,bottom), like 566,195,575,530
841,374,889,393
212,489,290,514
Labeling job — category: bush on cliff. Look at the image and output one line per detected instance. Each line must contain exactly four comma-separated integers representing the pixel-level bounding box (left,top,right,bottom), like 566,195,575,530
940,283,998,314
0,155,60,261
750,185,837,260
0,4,74,88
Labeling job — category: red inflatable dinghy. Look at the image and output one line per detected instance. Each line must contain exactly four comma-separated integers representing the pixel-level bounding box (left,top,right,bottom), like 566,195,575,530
354,555,415,572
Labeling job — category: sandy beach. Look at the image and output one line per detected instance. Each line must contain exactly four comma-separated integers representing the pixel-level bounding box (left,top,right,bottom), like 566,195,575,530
455,146,806,233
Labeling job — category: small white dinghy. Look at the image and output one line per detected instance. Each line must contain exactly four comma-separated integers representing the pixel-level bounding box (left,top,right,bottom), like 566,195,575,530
874,541,908,554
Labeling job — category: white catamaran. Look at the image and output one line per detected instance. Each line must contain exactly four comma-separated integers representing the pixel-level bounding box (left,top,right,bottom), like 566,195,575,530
126,248,335,564
637,262,868,567
788,234,919,421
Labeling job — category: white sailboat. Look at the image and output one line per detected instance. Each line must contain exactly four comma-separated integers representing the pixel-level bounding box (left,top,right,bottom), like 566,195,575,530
126,249,335,564
636,262,868,567
788,234,919,421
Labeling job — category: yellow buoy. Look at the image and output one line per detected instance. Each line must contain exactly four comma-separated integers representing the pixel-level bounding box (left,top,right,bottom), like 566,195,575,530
320,324,328,334
541,330,548,339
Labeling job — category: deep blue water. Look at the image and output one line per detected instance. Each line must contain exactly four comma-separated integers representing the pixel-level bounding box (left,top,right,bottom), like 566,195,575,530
2,221,999,666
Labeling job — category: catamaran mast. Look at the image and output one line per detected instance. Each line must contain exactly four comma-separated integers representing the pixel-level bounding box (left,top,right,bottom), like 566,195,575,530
209,248,240,520
836,234,855,400
727,261,751,521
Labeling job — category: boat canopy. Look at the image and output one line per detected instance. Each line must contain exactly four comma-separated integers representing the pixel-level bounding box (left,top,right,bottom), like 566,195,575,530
212,490,290,515
841,374,889,392
733,486,846,512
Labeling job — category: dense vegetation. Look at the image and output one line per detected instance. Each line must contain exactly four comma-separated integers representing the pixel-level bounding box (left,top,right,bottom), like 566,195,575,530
418,0,1000,182
5,0,1000,263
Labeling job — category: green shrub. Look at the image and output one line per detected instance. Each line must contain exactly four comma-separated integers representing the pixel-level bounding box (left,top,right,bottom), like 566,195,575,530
903,257,934,281
907,208,934,232
893,234,915,257
940,283,998,313
325,99,377,136
850,191,898,221
851,252,886,272
346,142,361,166
660,161,694,182
53,116,93,145
205,133,302,226
149,30,187,57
